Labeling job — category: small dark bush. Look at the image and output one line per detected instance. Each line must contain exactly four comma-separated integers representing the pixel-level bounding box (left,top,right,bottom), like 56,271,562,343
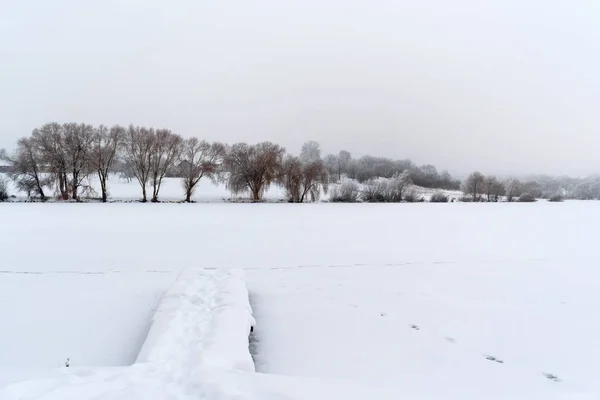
459,196,473,202
361,179,387,203
548,194,564,202
430,192,449,203
518,193,536,202
0,179,8,202
403,190,422,203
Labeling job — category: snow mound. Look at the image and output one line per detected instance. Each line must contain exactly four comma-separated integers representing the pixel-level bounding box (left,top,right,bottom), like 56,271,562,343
136,268,255,371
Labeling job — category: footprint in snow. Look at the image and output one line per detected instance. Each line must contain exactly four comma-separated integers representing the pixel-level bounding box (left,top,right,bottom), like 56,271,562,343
410,324,420,331
483,355,504,364
543,373,560,382
445,337,456,344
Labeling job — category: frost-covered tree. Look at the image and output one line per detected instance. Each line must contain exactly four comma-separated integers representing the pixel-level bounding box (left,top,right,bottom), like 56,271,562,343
299,141,322,164
483,176,504,202
504,178,521,202
1,139,49,200
337,150,352,180
462,172,485,201
330,179,360,202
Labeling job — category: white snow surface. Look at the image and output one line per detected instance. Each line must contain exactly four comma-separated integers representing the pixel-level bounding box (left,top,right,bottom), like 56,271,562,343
136,268,255,373
0,268,394,400
1,200,599,398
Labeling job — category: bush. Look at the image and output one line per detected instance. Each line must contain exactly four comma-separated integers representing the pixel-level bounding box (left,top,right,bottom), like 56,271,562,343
330,180,360,203
430,192,449,203
459,195,473,202
403,189,423,203
548,194,564,202
361,179,387,202
518,193,536,202
0,178,8,202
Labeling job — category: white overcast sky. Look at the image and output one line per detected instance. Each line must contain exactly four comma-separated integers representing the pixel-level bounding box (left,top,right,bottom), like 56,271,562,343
0,0,598,176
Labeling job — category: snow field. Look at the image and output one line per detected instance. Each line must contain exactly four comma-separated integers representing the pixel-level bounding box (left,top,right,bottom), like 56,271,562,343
0,268,258,399
1,201,599,398
248,263,599,399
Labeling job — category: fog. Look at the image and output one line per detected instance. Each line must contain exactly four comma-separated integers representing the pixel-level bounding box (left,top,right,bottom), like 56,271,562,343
0,0,598,176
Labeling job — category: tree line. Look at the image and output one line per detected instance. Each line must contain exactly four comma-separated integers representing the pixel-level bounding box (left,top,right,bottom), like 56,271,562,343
460,172,567,202
3,122,598,203
0,122,462,203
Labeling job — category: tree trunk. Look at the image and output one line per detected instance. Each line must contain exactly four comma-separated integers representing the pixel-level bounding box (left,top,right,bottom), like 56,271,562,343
72,175,78,201
185,188,192,203
101,180,107,203
141,186,147,202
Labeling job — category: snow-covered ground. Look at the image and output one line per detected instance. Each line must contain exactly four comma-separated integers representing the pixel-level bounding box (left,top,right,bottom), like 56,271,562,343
0,199,599,398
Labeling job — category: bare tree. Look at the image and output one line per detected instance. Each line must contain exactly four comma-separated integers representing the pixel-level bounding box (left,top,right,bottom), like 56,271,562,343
224,142,285,201
63,123,95,200
504,178,521,202
337,150,352,180
323,154,338,182
298,158,329,202
300,141,321,164
123,126,155,202
32,123,69,199
462,172,485,201
490,179,505,202
1,139,49,199
279,156,328,203
90,125,124,202
279,155,303,202
483,176,500,202
180,138,225,202
149,129,183,202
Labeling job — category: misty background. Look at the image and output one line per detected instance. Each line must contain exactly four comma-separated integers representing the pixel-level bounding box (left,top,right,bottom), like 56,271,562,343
0,0,598,177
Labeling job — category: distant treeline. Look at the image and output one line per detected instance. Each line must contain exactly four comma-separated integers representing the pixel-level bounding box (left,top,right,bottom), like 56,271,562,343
460,171,600,202
1,122,599,203
0,122,461,203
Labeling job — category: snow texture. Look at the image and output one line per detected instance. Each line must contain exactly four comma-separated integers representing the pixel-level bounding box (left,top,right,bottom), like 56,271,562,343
1,200,600,398
0,268,258,399
136,268,255,372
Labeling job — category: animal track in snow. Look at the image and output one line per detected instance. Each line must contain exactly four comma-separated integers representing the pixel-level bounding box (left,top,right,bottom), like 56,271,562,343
483,354,504,364
543,373,560,382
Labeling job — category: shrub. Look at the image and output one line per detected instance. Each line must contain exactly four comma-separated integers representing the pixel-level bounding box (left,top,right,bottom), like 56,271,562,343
330,180,360,203
548,194,564,202
518,193,536,202
403,189,422,203
361,179,387,202
430,192,449,203
459,195,473,202
0,178,8,202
